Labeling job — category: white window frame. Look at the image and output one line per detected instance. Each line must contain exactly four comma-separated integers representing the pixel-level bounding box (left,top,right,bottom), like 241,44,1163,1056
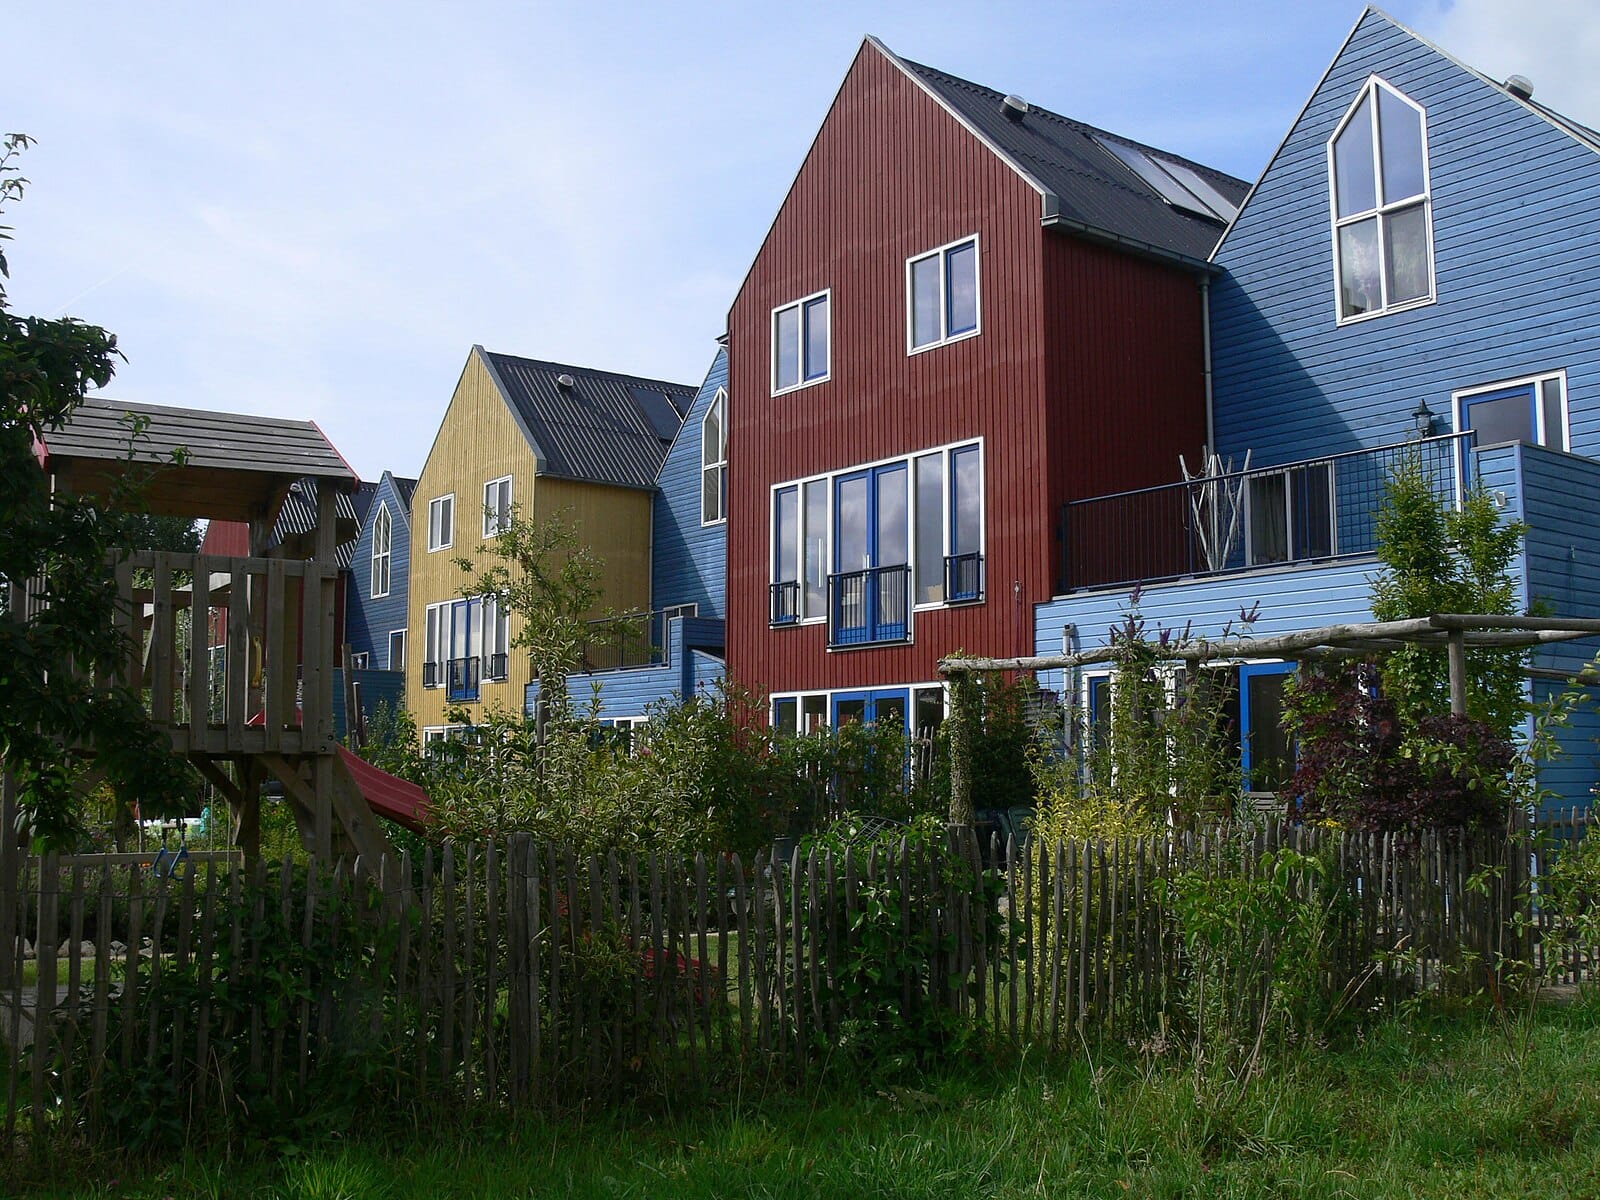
349,651,369,670
906,234,982,355
482,594,510,680
1328,76,1434,325
423,602,446,688
428,493,454,552
370,502,392,598
482,476,513,539
770,288,832,396
1452,370,1569,451
769,438,985,625
388,629,406,672
770,683,947,732
701,388,728,526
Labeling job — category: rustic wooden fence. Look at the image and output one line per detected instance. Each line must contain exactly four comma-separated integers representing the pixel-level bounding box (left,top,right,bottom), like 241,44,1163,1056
2,816,1594,1143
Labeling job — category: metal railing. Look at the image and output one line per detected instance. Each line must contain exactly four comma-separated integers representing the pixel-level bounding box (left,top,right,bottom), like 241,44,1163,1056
828,564,911,647
422,661,438,688
770,581,800,626
579,605,699,672
945,552,984,604
483,652,508,681
447,656,480,702
1059,433,1464,593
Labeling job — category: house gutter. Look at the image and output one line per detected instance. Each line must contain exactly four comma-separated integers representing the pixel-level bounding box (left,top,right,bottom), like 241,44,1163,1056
1040,214,1220,275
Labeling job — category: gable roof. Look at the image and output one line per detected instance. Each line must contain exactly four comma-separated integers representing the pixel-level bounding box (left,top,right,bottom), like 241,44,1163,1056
372,471,418,531
1210,6,1600,262
477,349,696,491
881,41,1250,265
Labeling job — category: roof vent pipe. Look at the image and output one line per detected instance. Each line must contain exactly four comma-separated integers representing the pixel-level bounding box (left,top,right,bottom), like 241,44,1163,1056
1505,75,1534,100
1001,94,1030,120
556,373,576,389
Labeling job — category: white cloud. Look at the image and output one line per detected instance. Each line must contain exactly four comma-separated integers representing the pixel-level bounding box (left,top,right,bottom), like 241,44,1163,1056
1420,0,1600,127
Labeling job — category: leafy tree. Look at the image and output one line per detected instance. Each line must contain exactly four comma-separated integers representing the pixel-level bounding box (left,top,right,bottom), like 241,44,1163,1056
0,133,195,847
1371,454,1526,739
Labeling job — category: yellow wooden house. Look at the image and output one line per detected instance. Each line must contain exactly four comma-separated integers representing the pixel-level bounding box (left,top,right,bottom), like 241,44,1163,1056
406,346,696,739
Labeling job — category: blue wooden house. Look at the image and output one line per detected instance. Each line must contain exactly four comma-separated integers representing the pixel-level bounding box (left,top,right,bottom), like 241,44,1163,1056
342,469,417,729
526,347,729,727
1034,7,1600,808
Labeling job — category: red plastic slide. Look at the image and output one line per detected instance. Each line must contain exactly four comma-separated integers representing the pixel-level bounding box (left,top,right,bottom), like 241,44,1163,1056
336,746,431,833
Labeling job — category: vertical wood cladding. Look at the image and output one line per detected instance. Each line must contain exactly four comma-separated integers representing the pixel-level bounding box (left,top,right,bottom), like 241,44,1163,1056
727,41,1209,698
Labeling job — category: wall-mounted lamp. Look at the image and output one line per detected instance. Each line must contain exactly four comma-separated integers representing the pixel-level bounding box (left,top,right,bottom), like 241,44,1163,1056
1411,399,1436,439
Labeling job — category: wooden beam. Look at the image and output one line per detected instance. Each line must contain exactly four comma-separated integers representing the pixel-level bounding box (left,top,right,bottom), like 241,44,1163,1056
1448,631,1468,715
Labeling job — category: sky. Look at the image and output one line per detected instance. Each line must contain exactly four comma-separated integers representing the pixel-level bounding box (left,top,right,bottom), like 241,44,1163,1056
6,1,1600,481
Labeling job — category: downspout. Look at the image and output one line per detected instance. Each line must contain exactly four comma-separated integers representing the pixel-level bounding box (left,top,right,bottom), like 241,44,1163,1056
1200,276,1215,458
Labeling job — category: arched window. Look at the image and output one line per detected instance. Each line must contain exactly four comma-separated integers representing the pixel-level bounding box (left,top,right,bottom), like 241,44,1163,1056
702,388,727,526
1329,77,1433,321
371,503,391,597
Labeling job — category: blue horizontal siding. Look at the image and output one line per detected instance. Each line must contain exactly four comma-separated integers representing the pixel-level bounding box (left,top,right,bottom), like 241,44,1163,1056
345,472,412,668
1211,11,1600,469
331,668,406,740
652,348,728,619
526,616,726,722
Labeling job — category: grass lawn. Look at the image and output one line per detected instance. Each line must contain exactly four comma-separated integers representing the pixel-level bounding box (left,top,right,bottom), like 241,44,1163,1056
9,998,1600,1198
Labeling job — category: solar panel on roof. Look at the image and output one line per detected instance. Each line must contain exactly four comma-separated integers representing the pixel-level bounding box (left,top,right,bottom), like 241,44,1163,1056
1095,135,1228,222
629,387,685,443
1153,157,1239,222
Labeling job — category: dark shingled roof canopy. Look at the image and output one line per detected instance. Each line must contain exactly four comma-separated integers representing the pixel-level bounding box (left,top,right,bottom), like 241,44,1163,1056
479,350,696,491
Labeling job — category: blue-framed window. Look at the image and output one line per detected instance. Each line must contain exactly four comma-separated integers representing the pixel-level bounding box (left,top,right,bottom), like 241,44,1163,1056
830,463,910,646
1455,373,1568,488
1239,661,1296,795
832,688,910,732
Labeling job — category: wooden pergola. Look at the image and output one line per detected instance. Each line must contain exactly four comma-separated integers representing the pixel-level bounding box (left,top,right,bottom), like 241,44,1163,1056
937,614,1600,825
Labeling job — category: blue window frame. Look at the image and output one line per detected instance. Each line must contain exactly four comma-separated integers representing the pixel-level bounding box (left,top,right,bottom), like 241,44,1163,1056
1456,374,1567,489
830,463,910,646
1239,661,1295,794
831,688,910,732
447,597,481,702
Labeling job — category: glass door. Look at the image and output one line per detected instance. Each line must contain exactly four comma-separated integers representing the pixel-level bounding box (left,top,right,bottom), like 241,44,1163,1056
831,464,910,644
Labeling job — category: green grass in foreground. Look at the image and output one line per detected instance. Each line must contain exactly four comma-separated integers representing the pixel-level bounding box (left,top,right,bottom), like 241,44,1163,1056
10,999,1600,1199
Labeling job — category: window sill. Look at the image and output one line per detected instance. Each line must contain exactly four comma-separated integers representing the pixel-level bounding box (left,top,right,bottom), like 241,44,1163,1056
771,373,831,399
907,327,980,358
1335,294,1435,327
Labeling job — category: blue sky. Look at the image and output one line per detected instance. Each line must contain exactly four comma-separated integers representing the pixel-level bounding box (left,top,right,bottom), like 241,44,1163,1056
6,1,1598,480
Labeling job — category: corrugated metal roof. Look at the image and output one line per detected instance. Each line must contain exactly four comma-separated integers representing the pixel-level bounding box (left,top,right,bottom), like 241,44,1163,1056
40,397,356,482
273,477,364,565
480,351,696,491
892,52,1250,263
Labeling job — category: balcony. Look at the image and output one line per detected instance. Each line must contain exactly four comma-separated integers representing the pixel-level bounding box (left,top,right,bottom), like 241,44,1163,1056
945,552,985,604
770,581,800,626
579,605,700,672
829,564,911,647
1058,434,1464,593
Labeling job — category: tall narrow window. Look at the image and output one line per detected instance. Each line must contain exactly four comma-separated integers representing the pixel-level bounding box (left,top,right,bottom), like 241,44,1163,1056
388,630,406,671
483,476,512,538
771,485,799,624
702,388,727,525
482,595,510,680
423,604,443,687
370,503,391,597
908,236,980,352
914,453,944,605
1330,78,1432,320
428,494,454,552
771,291,830,394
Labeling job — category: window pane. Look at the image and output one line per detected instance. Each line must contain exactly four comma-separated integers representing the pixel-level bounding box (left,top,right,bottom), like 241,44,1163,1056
774,306,799,390
876,465,908,567
914,453,944,604
1466,389,1535,447
836,697,866,726
836,474,868,571
774,486,798,583
1292,463,1334,559
773,697,798,736
1377,86,1425,204
1337,217,1382,317
702,399,720,467
946,242,977,335
1246,671,1294,793
910,255,940,347
1333,93,1376,217
952,446,981,556
703,467,720,523
390,631,406,671
913,687,945,739
1383,203,1430,303
1248,473,1289,565
802,695,827,733
803,480,827,617
803,295,829,379
1541,378,1565,449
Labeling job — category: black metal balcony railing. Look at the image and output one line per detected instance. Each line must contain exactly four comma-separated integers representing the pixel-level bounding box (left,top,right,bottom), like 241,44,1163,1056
422,660,438,688
447,656,480,702
829,564,912,647
945,552,985,604
483,652,508,681
770,580,800,626
1059,433,1464,593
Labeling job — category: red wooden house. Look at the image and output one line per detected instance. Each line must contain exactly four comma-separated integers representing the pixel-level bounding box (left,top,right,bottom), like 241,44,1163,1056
725,37,1248,734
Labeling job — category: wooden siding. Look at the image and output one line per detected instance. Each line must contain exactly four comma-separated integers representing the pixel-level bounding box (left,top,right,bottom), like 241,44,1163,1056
1210,11,1600,468
726,42,1049,698
345,472,413,669
652,348,729,619
526,616,725,722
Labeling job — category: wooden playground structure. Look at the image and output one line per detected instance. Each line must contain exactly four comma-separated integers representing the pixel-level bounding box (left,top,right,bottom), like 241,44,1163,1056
5,398,409,879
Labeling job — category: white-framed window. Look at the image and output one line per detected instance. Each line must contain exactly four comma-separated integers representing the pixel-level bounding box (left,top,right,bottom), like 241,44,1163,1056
771,289,830,395
1453,371,1569,452
428,494,454,552
423,603,445,688
483,476,512,538
702,388,728,525
482,594,510,680
1329,77,1433,322
370,502,392,597
770,439,984,627
388,630,406,671
350,651,370,670
907,235,980,353
423,724,472,753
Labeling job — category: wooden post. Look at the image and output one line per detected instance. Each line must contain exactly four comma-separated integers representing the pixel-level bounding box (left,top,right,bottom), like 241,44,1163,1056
1447,629,1468,716
946,670,976,827
0,769,18,990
